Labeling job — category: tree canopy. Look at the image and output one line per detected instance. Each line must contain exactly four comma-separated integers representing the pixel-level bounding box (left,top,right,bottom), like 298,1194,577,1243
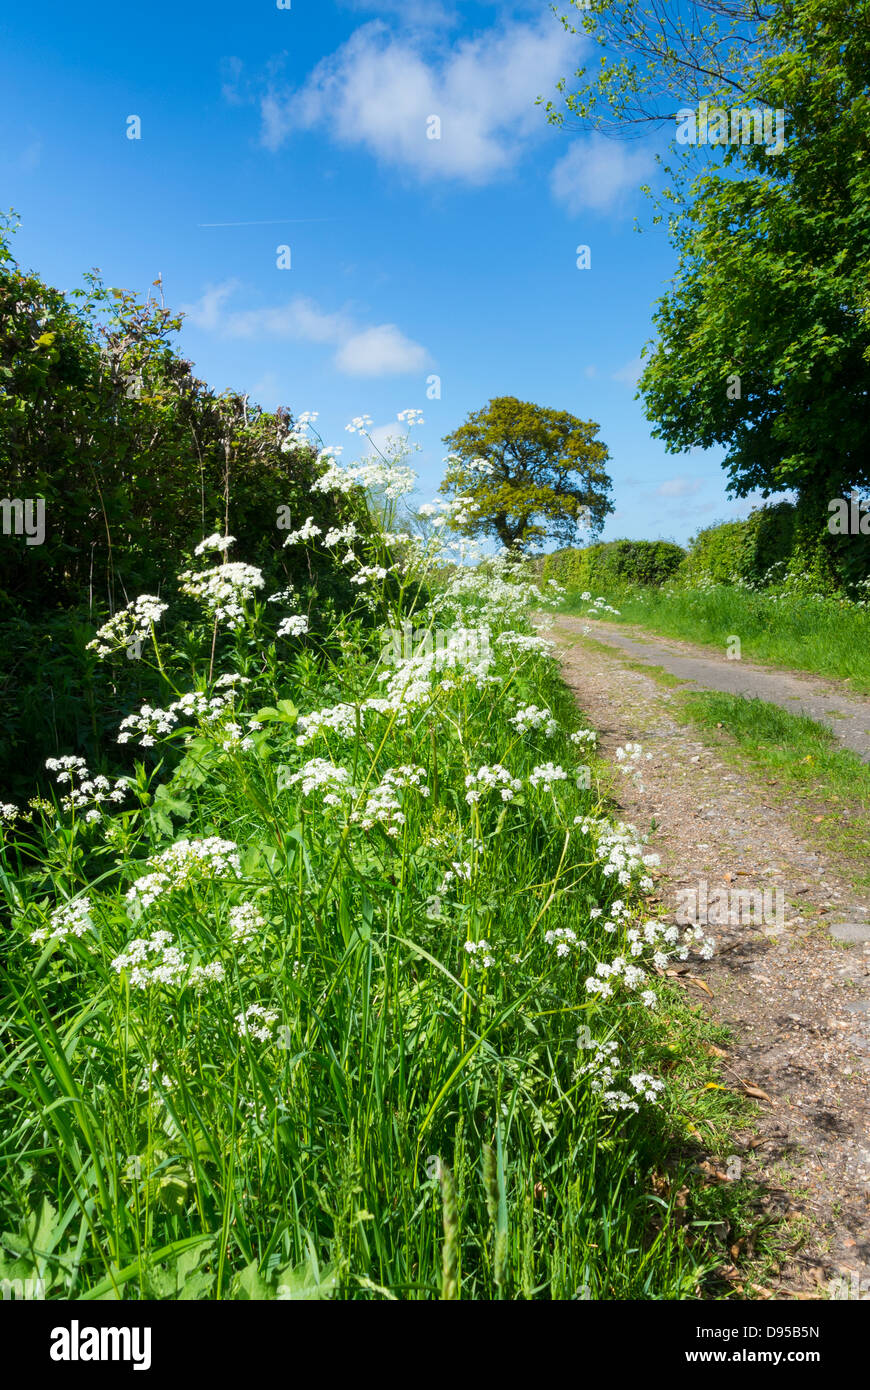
439,395,613,552
549,0,870,508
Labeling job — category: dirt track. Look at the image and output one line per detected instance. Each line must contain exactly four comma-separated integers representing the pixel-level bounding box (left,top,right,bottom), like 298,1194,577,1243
551,614,870,1298
563,616,870,762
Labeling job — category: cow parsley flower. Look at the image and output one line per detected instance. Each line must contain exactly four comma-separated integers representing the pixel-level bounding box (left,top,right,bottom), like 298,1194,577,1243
287,759,352,804
111,931,225,992
228,902,266,944
179,561,265,630
464,939,494,969
30,897,94,944
350,765,428,835
194,533,235,557
529,762,568,790
87,594,169,658
125,837,242,912
510,705,559,737
235,1004,280,1043
281,517,322,546
464,765,522,805
544,927,583,958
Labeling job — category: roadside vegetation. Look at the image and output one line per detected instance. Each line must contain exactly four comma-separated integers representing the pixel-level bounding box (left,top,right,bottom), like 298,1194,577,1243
0,410,769,1300
674,693,870,893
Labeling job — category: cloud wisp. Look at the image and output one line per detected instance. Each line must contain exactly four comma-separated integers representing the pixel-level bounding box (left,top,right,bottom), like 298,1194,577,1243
180,282,431,377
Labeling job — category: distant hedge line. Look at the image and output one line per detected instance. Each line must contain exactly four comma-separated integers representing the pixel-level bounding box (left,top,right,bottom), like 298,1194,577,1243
544,499,870,595
544,538,685,590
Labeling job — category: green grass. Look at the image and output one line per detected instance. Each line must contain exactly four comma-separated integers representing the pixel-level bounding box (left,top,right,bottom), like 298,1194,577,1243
559,584,870,693
0,473,772,1301
671,691,870,889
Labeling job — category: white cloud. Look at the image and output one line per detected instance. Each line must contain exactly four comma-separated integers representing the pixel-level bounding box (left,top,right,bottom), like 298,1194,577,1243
260,18,580,184
179,280,241,331
335,324,429,376
656,478,703,498
611,355,644,386
550,135,653,215
224,297,354,344
179,282,430,377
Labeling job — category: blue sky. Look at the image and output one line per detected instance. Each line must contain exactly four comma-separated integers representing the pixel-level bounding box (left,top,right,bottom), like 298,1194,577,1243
0,0,773,546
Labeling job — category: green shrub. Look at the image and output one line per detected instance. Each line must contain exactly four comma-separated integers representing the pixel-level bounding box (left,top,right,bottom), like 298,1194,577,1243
0,220,355,795
680,503,796,586
544,539,685,590
681,499,869,593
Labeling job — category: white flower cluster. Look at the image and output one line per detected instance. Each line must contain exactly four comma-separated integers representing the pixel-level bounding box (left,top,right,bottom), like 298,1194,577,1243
574,816,656,890
464,764,522,805
510,705,559,737
529,762,568,790
439,561,543,630
577,1039,665,1114
570,729,597,747
219,722,255,752
111,930,225,992
281,516,323,545
276,615,309,638
350,765,429,835
585,596,621,618
179,560,265,630
30,897,94,944
234,1004,279,1043
438,860,473,894
464,939,494,969
194,533,235,557
87,594,168,658
0,802,19,826
583,915,714,1003
544,927,585,958
349,564,391,586
45,756,88,783
295,702,360,746
280,411,319,452
345,415,373,435
125,837,242,911
417,497,480,528
117,690,233,747
312,459,417,501
287,758,352,806
323,523,358,548
44,758,129,821
495,631,555,658
374,630,498,717
228,902,266,944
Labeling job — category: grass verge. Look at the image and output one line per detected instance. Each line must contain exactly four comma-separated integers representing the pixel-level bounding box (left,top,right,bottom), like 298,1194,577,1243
671,692,870,892
558,586,870,694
